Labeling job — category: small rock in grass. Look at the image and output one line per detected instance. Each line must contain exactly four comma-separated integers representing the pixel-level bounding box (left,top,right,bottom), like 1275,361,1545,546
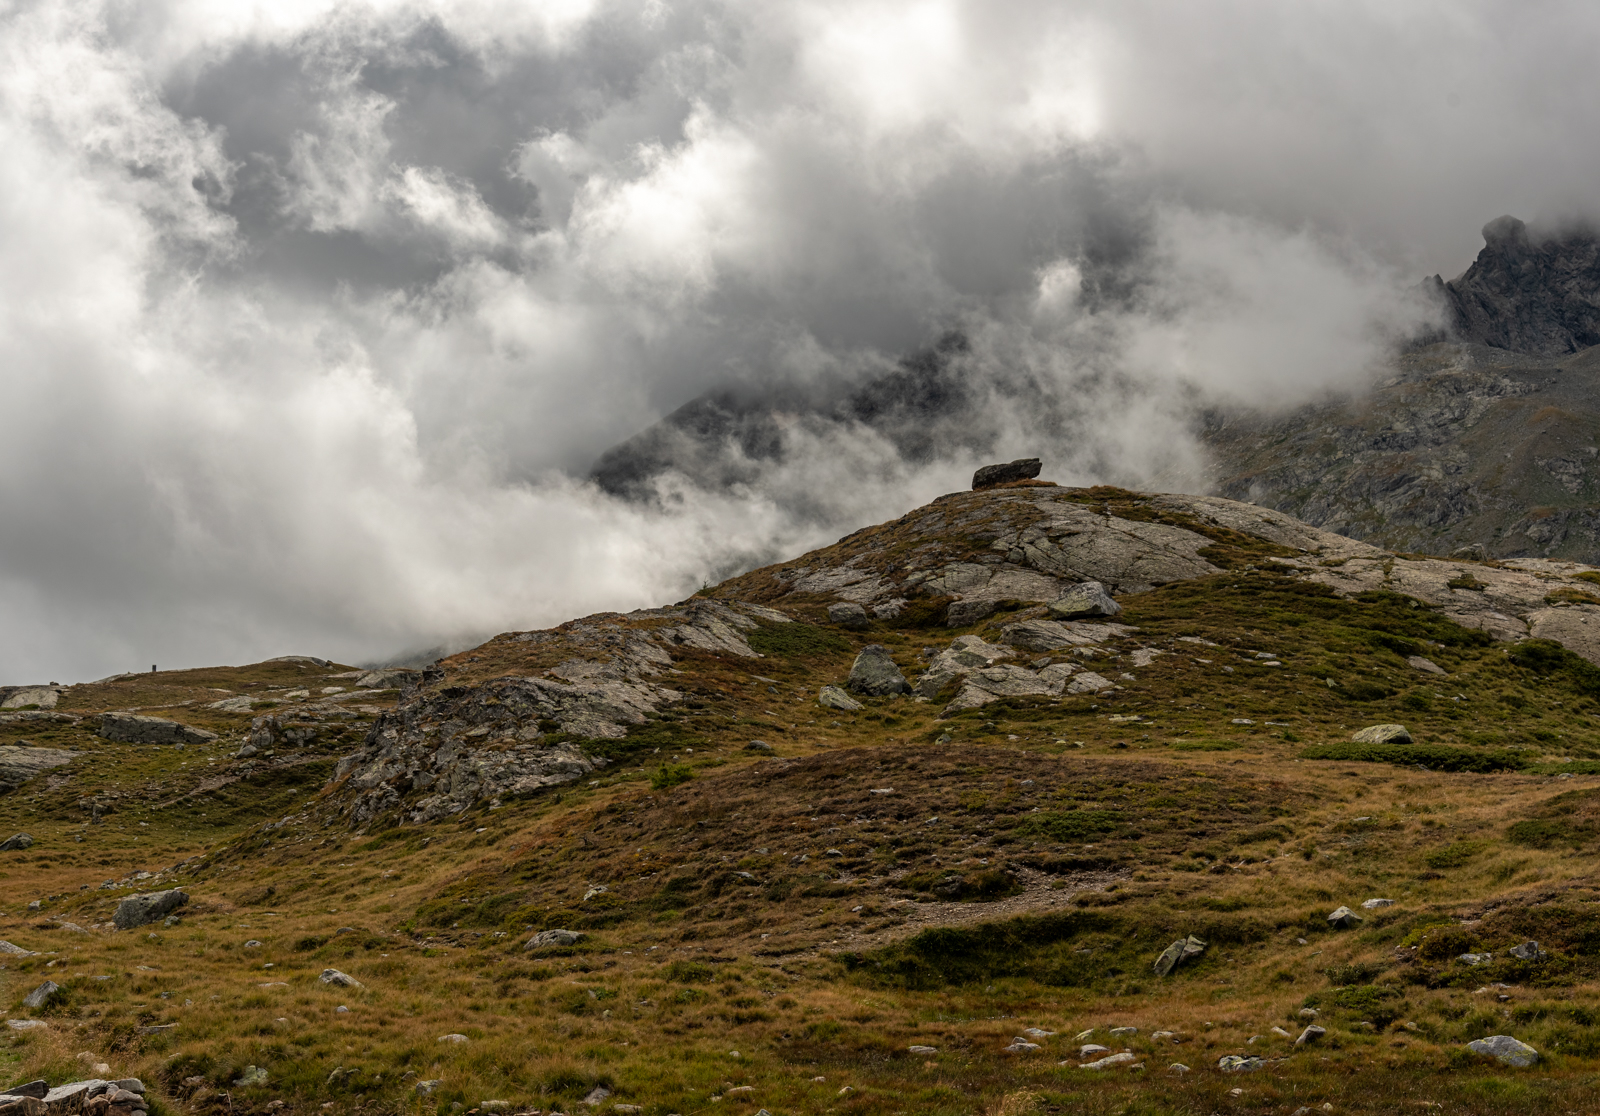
319,968,362,988
244,940,262,948
1361,898,1394,909
1271,1026,1292,1038
1109,1026,1138,1037
1079,1052,1136,1069
1074,1029,1095,1041
907,1045,937,1055
234,1066,268,1087
1004,1040,1041,1052
827,602,870,630
846,645,911,696
818,685,863,712
1299,1008,1320,1019
1216,1055,1265,1072
335,1006,350,1014
113,889,188,930
1023,1028,1054,1038
1168,1064,1190,1074
1326,906,1362,929
1407,655,1446,674
744,740,773,753
1295,1025,1326,1046
526,928,584,951
1079,1044,1109,1057
22,981,60,1009
1467,1035,1539,1067
1509,940,1545,961
415,1081,442,1097
1351,724,1411,745
437,1034,469,1044
0,833,34,852
1458,952,1492,966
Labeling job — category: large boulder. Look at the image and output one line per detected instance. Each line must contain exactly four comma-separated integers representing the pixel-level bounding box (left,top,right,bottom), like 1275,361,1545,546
21,982,59,1009
1326,906,1362,929
817,685,863,712
1152,935,1206,977
846,646,911,696
972,458,1042,489
112,889,188,930
0,688,57,710
99,714,217,747
1351,724,1411,745
945,599,999,627
0,834,33,852
1467,1035,1539,1067
1048,582,1121,620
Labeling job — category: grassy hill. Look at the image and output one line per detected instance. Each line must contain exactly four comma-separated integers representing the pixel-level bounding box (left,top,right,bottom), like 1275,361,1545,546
5,487,1600,1115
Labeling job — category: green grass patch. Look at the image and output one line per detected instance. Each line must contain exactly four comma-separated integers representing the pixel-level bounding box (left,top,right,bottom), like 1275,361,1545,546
1170,738,1240,752
1015,809,1122,841
650,764,695,790
744,620,851,657
1299,742,1527,772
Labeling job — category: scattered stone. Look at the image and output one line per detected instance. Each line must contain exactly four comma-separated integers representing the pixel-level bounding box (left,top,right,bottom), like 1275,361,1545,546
846,645,911,696
98,713,217,747
1079,1052,1136,1070
1048,581,1121,620
1298,1008,1320,1019
1509,940,1545,960
319,968,362,988
1150,1031,1176,1041
826,602,870,630
744,740,774,754
0,746,79,793
972,458,1042,489
1108,1026,1138,1037
244,940,262,948
1216,1055,1265,1072
580,1086,612,1105
1361,898,1394,909
22,981,60,1009
1295,1025,1326,1046
416,1081,442,1097
945,599,999,628
1270,1026,1292,1038
817,685,864,712
1458,952,1493,966
1326,906,1362,929
613,1106,643,1115
0,833,33,852
234,1067,268,1087
1078,1045,1109,1058
1467,1035,1539,1067
2,1082,47,1100
112,889,187,930
0,941,37,958
335,1006,349,1014
907,1045,938,1055
1351,724,1411,745
437,1034,469,1044
1407,656,1446,675
1022,1028,1054,1038
1153,934,1206,976
525,929,584,951
1004,1039,1042,1053
1168,1064,1190,1074
5,1021,45,1031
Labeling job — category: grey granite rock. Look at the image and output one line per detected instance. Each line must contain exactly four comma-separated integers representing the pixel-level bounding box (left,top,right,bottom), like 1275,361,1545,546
1467,1034,1539,1067
98,714,217,746
826,602,870,630
846,645,910,696
1351,724,1411,744
972,458,1042,489
112,889,187,930
1048,581,1121,620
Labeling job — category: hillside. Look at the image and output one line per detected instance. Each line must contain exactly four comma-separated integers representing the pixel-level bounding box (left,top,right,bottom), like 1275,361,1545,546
7,484,1600,1114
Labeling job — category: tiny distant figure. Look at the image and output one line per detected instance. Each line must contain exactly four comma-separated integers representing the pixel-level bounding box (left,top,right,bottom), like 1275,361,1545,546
151,664,157,673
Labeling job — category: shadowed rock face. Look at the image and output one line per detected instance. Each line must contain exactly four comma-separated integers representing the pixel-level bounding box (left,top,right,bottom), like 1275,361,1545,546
1438,217,1600,357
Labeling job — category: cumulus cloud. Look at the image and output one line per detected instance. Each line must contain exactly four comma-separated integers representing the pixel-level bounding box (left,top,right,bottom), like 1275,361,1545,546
1,0,1596,680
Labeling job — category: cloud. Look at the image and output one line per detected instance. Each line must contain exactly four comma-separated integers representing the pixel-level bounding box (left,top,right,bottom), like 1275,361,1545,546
0,0,1593,680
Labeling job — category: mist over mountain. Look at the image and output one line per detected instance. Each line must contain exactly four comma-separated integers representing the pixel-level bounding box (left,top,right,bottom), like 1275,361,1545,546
8,1,1600,680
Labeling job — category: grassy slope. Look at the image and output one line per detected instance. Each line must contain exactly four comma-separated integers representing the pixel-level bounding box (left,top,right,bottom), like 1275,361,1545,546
5,515,1600,1113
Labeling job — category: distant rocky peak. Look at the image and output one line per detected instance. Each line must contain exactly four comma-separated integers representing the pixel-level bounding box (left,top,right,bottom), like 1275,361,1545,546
1440,214,1600,357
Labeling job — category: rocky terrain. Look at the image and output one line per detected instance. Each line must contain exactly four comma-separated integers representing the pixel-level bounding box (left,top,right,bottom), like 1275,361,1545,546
7,480,1600,1114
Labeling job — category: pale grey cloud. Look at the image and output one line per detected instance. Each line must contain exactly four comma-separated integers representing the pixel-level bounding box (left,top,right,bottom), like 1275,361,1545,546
0,0,1595,681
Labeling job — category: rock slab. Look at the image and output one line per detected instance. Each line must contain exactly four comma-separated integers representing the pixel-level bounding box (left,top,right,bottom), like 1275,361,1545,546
525,929,584,951
817,685,863,712
1048,581,1121,620
826,602,870,630
1152,934,1206,977
21,982,59,1009
98,714,217,747
0,834,33,852
972,458,1042,489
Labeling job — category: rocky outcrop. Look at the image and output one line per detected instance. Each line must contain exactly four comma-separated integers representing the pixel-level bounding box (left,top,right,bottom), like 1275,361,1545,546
846,646,911,696
0,688,58,710
972,458,1041,489
98,714,216,747
0,747,77,793
1438,217,1600,357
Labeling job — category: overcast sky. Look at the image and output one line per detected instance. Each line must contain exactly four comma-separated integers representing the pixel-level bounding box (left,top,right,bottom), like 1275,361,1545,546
3,0,1598,681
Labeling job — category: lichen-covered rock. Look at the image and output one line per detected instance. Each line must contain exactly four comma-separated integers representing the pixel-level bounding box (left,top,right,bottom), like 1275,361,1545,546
319,968,362,988
1351,724,1411,744
826,602,870,630
818,685,863,712
1467,1034,1539,1067
21,981,59,1009
0,688,58,710
98,714,216,747
1152,935,1206,977
112,889,188,930
0,833,33,851
1048,581,1122,620
846,646,910,696
1326,906,1362,929
525,929,584,951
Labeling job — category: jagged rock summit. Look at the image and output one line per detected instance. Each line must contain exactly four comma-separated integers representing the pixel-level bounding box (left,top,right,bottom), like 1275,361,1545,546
1435,215,1600,357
